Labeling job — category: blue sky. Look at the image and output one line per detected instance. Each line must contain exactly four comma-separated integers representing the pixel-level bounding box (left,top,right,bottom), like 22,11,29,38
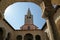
4,2,46,30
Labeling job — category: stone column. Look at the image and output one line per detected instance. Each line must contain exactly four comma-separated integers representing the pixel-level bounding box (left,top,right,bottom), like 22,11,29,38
44,13,59,40
33,35,35,40
46,17,55,40
47,16,59,40
42,0,60,39
22,35,24,40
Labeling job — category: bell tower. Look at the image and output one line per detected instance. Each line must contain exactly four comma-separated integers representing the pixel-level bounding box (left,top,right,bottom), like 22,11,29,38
20,8,38,30
25,8,33,24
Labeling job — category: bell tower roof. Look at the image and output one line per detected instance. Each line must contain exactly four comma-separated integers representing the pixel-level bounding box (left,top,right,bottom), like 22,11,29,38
24,8,33,24
27,8,32,16
20,8,38,30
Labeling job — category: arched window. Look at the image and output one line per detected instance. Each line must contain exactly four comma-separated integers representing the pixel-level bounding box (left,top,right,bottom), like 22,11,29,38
29,16,31,19
6,33,11,40
28,26,30,30
0,28,3,40
35,35,41,40
24,33,33,40
17,35,22,40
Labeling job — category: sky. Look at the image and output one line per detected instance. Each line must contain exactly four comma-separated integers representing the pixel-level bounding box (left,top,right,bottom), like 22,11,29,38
4,2,46,30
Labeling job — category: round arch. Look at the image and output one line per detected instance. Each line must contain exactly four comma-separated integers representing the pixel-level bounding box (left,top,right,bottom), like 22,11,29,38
6,33,11,40
16,35,22,40
0,0,52,18
0,28,3,40
24,33,33,40
0,0,53,20
35,35,41,40
0,27,6,40
0,0,43,13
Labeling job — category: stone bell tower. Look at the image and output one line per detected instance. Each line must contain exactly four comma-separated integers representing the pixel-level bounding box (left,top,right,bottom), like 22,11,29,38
20,8,38,30
25,8,33,24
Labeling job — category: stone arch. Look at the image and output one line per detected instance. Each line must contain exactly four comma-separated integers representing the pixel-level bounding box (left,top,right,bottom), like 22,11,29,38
0,0,42,14
24,33,33,40
16,35,22,40
0,0,53,19
6,33,11,40
0,28,3,40
0,27,6,40
35,35,41,40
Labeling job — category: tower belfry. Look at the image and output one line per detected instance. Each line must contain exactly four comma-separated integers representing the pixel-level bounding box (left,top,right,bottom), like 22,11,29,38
25,8,33,24
20,8,38,30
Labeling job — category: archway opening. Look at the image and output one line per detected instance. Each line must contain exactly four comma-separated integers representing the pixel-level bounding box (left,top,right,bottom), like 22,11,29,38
4,2,45,30
6,33,11,40
24,33,33,40
35,35,41,40
17,35,22,40
0,28,3,40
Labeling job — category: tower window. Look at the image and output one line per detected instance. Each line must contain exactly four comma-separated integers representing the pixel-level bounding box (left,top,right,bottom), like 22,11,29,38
28,26,30,30
27,16,31,19
29,17,31,19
